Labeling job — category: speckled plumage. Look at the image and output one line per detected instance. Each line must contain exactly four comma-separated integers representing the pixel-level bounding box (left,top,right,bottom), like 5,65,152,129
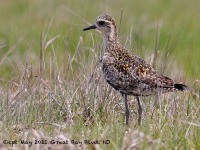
83,14,190,125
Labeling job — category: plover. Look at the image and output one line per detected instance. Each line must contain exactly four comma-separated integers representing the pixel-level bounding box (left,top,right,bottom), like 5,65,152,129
83,14,190,125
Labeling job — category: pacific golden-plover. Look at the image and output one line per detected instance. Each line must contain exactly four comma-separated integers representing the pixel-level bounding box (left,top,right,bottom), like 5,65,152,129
83,14,190,125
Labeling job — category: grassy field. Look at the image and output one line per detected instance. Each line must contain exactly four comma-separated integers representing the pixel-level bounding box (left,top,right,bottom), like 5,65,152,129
0,0,200,149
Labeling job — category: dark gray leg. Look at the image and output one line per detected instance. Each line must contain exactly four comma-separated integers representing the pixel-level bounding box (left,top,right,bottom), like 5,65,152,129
155,90,162,109
136,96,142,125
122,94,129,125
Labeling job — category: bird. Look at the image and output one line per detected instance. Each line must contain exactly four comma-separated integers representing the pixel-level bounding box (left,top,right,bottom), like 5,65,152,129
83,14,190,125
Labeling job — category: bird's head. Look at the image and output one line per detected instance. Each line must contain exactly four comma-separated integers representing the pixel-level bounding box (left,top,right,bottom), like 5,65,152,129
83,14,117,41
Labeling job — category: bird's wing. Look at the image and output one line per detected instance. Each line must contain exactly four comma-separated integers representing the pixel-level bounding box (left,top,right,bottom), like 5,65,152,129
130,56,175,88
110,51,175,89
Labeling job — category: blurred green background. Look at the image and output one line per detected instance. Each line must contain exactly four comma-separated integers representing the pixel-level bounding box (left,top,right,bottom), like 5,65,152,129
0,0,199,80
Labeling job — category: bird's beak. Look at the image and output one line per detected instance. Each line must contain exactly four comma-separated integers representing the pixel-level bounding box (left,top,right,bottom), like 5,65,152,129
83,24,97,31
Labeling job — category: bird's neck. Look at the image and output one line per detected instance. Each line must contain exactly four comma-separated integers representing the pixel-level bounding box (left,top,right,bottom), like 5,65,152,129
103,32,122,54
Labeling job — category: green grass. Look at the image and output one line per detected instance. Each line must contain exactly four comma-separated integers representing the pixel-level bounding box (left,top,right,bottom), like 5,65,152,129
0,0,200,149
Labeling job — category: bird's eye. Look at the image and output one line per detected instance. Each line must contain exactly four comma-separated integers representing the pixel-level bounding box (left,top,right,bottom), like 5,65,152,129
98,21,105,26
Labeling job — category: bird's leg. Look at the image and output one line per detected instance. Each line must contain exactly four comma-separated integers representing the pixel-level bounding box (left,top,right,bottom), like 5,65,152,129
155,88,162,109
156,90,162,126
122,94,129,125
136,96,142,125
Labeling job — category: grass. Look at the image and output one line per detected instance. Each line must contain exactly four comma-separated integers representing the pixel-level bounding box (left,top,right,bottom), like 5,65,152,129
0,0,200,149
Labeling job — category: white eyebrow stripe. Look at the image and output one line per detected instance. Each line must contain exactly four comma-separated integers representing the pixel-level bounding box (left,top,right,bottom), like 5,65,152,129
97,19,110,23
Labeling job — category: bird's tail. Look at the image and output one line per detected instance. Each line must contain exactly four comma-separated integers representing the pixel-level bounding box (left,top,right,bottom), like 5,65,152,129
174,83,191,91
